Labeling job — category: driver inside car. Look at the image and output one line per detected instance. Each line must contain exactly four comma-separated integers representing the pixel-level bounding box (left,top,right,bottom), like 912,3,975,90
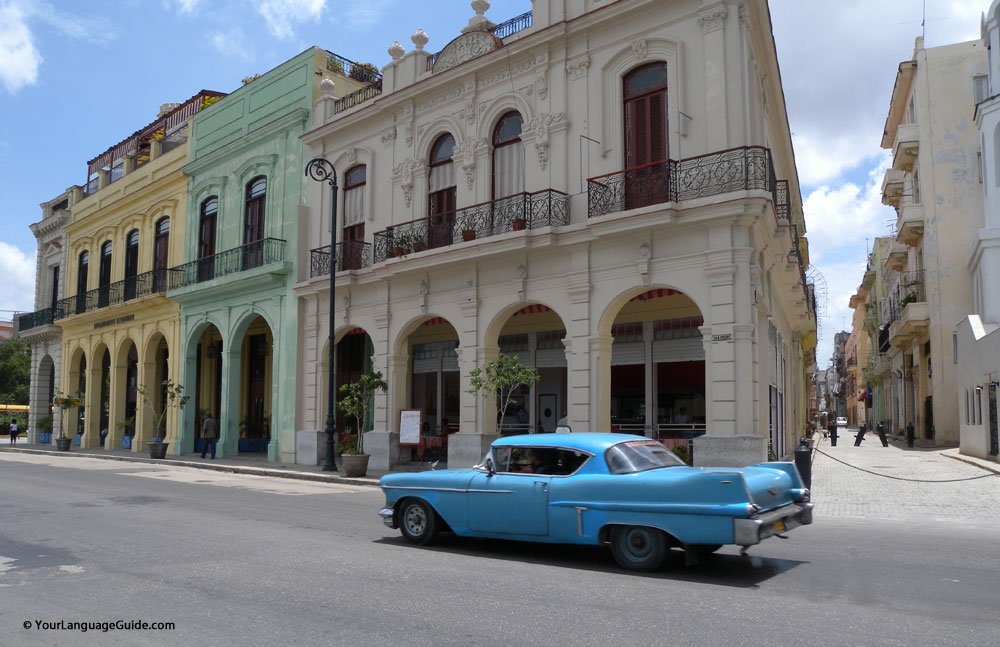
521,449,556,474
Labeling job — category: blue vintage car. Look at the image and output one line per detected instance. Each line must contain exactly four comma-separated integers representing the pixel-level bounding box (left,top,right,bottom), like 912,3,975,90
379,433,812,571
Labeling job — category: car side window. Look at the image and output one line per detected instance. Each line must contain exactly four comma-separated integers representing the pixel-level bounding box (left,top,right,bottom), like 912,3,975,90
492,446,591,476
492,447,512,472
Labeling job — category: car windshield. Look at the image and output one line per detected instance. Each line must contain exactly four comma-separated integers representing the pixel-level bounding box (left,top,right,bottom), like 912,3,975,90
605,440,686,474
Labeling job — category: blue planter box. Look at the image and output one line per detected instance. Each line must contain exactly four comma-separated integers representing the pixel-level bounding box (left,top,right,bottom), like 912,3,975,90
39,432,52,444
73,434,82,446
238,438,271,452
121,436,132,450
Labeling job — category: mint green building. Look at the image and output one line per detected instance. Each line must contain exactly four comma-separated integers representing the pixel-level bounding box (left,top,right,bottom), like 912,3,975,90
167,48,368,461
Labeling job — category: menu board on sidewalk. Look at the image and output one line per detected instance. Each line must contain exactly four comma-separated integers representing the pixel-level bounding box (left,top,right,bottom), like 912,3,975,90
399,409,422,445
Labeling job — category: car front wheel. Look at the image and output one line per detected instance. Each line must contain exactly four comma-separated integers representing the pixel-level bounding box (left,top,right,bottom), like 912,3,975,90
397,499,439,545
610,526,668,571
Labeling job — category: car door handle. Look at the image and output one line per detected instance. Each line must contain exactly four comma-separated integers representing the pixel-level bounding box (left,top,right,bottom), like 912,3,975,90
535,481,548,491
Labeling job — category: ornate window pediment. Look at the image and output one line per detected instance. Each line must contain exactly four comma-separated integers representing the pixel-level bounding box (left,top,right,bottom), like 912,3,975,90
432,30,502,74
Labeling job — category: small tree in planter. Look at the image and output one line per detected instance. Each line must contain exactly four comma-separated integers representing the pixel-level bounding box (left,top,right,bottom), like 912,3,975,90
136,380,190,459
52,391,84,451
468,354,540,437
337,370,388,476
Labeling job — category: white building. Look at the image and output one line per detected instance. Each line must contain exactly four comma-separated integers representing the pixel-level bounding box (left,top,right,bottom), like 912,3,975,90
16,189,73,443
957,3,1000,462
295,0,815,470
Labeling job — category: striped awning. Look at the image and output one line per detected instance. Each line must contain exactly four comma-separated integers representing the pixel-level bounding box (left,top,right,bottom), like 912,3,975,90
422,317,447,326
630,288,680,302
513,304,552,316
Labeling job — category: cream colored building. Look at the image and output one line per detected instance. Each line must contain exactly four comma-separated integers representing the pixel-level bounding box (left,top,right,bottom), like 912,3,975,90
16,189,73,443
296,0,816,470
957,2,1000,462
880,37,985,444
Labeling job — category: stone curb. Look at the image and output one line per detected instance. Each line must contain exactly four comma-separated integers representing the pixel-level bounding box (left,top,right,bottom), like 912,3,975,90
0,446,382,488
940,448,1000,476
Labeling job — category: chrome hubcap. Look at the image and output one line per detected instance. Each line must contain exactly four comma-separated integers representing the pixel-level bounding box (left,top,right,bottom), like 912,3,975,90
404,505,426,535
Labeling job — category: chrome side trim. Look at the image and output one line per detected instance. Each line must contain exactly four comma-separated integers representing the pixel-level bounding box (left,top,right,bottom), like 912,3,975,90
382,486,514,494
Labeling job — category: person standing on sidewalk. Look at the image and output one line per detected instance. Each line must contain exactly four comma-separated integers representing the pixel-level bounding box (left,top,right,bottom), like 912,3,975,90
8,419,18,445
828,419,838,446
200,413,218,459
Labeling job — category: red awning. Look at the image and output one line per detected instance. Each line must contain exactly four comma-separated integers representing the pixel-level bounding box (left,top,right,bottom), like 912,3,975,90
513,304,552,316
630,288,680,302
422,317,447,326
345,328,366,336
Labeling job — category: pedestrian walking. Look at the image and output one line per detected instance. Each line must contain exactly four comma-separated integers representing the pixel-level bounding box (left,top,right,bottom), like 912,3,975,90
876,421,889,447
828,420,838,446
200,412,218,459
9,419,18,445
853,422,866,446
906,422,915,448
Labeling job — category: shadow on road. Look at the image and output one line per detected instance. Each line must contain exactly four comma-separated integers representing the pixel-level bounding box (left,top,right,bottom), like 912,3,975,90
373,535,807,588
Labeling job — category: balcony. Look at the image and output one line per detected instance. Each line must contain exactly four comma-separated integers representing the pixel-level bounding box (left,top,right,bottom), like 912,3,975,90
881,168,905,207
168,238,287,290
892,123,919,171
896,204,924,246
310,241,372,278
885,241,908,271
899,270,929,337
81,90,226,197
373,189,569,264
55,269,168,320
16,308,54,335
586,146,788,220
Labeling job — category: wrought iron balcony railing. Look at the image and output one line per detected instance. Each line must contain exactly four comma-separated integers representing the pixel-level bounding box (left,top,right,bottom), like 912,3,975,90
373,189,569,264
168,238,286,290
310,240,372,277
426,10,533,71
54,269,168,320
16,307,54,333
587,146,786,219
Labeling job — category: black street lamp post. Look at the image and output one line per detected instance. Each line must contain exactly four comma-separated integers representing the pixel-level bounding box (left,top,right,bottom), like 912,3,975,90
306,158,338,472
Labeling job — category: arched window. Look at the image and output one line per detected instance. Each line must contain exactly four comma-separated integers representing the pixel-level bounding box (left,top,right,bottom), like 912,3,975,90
428,134,456,249
198,197,218,282
97,241,113,307
153,217,169,292
492,111,524,200
123,230,139,301
244,176,267,268
623,62,669,210
343,165,366,270
75,250,89,314
623,62,668,169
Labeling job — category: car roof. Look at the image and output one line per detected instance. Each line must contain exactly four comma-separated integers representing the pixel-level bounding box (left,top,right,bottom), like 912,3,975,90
492,433,649,453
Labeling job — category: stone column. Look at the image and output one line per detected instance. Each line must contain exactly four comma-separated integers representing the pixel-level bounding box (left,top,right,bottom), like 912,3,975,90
218,349,241,458
699,3,729,151
448,345,497,468
84,357,102,448
591,334,613,434
365,352,402,472
176,336,198,455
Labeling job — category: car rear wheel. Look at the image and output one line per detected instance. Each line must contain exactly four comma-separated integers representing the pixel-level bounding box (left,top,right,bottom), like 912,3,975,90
398,499,439,545
610,526,668,571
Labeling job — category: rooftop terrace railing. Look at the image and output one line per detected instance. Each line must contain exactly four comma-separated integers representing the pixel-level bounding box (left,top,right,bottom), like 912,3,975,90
426,10,533,71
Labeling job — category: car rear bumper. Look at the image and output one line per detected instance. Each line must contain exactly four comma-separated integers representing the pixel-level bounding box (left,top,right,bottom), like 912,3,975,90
378,507,396,529
733,502,813,546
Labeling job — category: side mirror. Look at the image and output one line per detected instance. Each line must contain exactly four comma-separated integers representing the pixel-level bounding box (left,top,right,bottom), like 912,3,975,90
484,458,495,476
555,425,571,434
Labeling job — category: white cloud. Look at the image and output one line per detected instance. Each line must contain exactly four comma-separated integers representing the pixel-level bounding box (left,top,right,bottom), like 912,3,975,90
0,242,36,314
343,0,390,31
0,1,41,93
169,0,201,15
0,0,113,94
211,26,253,59
257,0,325,40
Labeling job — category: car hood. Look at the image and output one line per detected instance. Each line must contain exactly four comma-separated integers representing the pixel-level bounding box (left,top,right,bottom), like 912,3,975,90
380,468,475,490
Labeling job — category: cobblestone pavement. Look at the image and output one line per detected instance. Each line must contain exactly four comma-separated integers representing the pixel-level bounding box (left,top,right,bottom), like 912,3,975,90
811,430,1000,524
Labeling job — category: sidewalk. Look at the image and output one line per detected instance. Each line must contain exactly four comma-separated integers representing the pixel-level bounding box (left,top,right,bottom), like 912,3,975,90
809,429,1000,523
0,442,442,487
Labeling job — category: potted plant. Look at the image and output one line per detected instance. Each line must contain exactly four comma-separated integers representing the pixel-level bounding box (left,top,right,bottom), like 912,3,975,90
116,416,135,449
468,354,540,438
136,380,190,460
337,370,388,477
37,415,53,444
511,216,527,231
392,233,414,257
52,392,83,451
412,236,428,253
461,228,477,242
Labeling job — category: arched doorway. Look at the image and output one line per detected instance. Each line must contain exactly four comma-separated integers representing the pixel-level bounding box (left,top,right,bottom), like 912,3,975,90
142,332,170,442
113,340,139,450
238,316,273,453
66,349,86,439
36,355,56,443
319,327,375,436
192,324,223,456
605,288,705,450
488,303,568,434
98,348,110,447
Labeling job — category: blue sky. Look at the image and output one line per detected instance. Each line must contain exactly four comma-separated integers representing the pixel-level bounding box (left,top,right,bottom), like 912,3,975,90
0,0,990,368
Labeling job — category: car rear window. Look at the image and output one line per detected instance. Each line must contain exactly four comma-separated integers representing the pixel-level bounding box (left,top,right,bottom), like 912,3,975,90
605,440,686,474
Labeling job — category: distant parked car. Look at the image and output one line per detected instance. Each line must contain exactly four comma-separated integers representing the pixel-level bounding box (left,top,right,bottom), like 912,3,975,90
379,433,812,571
835,417,848,427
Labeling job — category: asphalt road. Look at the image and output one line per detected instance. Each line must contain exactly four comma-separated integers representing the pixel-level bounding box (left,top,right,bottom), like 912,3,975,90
1,452,998,647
